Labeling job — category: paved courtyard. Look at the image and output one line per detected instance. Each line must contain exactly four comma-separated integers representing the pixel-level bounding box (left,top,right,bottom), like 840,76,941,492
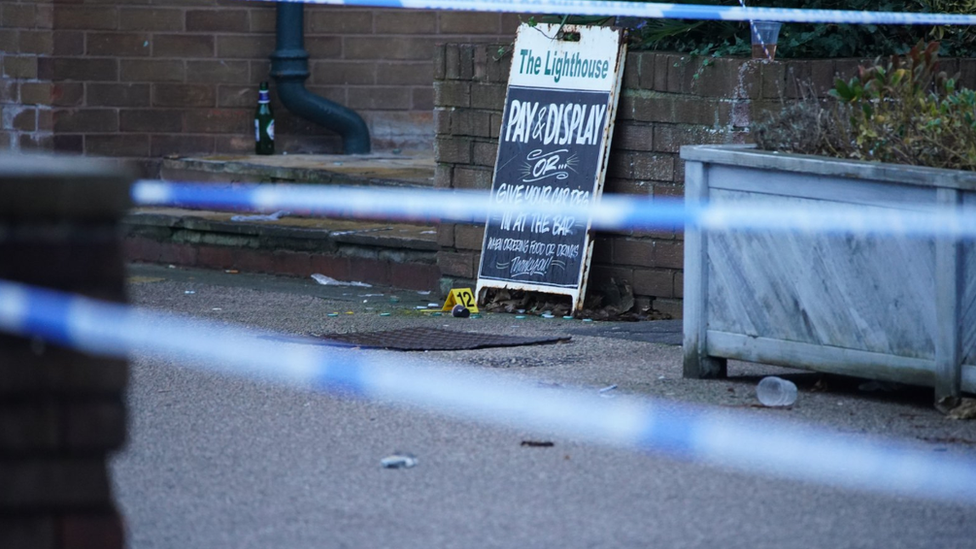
112,265,976,549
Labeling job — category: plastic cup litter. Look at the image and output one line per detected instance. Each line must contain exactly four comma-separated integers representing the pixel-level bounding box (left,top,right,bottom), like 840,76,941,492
756,376,798,407
750,21,782,59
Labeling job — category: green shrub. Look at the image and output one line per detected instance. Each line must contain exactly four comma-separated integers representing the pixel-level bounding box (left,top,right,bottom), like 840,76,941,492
754,41,976,170
629,1,976,58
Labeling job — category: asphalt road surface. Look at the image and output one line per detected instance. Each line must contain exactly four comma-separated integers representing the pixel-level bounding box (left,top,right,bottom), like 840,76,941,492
112,265,976,549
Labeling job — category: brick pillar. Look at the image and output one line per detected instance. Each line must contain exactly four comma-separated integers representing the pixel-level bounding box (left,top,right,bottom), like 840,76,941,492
0,155,133,549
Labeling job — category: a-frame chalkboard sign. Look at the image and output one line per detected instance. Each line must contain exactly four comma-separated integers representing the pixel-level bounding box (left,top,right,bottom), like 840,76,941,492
476,23,627,314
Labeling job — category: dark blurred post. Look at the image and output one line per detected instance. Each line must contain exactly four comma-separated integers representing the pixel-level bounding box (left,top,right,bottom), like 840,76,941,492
0,155,133,549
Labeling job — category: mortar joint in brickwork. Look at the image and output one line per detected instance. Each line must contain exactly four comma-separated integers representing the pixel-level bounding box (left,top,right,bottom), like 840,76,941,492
621,89,672,100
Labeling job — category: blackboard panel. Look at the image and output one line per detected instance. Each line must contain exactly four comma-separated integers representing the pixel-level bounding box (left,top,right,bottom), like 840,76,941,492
479,85,609,288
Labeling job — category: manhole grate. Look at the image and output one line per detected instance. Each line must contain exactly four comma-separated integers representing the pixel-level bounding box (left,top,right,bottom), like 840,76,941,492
313,327,571,351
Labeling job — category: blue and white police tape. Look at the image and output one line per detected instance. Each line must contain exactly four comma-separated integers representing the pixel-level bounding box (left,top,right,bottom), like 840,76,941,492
2,276,976,503
267,0,976,27
134,180,976,239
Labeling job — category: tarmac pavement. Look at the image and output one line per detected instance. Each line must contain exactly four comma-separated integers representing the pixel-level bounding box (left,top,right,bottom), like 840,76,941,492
112,264,976,549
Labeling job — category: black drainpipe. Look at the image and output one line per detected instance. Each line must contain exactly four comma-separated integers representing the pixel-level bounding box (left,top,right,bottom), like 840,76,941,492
270,2,371,154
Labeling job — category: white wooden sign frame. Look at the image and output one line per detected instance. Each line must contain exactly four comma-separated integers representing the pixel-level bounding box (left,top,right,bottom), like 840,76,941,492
476,23,627,313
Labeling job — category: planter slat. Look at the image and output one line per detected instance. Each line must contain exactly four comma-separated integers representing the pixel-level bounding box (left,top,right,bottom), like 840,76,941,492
682,160,727,379
964,365,976,393
935,188,964,403
707,165,935,208
707,330,935,387
962,193,976,366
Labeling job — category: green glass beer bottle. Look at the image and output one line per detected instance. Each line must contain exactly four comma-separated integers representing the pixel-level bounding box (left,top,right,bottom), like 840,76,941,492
254,82,274,155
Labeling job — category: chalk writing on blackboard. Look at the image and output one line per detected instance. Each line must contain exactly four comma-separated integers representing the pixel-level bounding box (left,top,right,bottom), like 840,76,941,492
478,86,608,289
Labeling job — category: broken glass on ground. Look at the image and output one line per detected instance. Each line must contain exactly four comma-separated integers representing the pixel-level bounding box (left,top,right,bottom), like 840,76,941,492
381,453,418,469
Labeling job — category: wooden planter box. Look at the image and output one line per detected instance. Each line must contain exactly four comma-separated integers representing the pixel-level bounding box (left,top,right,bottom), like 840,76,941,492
681,144,976,403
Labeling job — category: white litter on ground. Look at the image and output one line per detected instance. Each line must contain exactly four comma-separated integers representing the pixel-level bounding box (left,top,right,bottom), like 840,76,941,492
311,273,371,288
230,210,289,222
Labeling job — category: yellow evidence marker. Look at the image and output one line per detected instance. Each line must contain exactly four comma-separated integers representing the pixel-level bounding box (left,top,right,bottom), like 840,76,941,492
440,288,478,313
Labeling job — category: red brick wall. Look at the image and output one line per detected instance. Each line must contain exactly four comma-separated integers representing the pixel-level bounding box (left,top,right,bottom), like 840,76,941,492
433,44,857,318
0,1,55,152
1,1,520,169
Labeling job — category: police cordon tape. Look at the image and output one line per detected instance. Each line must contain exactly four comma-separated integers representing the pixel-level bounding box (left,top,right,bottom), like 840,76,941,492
1,277,976,504
134,180,976,239
265,0,976,27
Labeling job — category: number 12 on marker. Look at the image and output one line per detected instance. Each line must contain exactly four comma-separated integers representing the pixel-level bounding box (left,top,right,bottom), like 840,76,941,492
441,288,478,313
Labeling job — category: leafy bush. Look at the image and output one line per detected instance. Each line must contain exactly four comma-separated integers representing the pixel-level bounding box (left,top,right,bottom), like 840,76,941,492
629,0,976,58
754,41,976,170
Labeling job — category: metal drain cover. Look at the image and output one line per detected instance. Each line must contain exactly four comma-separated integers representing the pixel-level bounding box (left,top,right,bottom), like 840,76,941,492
313,327,571,351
